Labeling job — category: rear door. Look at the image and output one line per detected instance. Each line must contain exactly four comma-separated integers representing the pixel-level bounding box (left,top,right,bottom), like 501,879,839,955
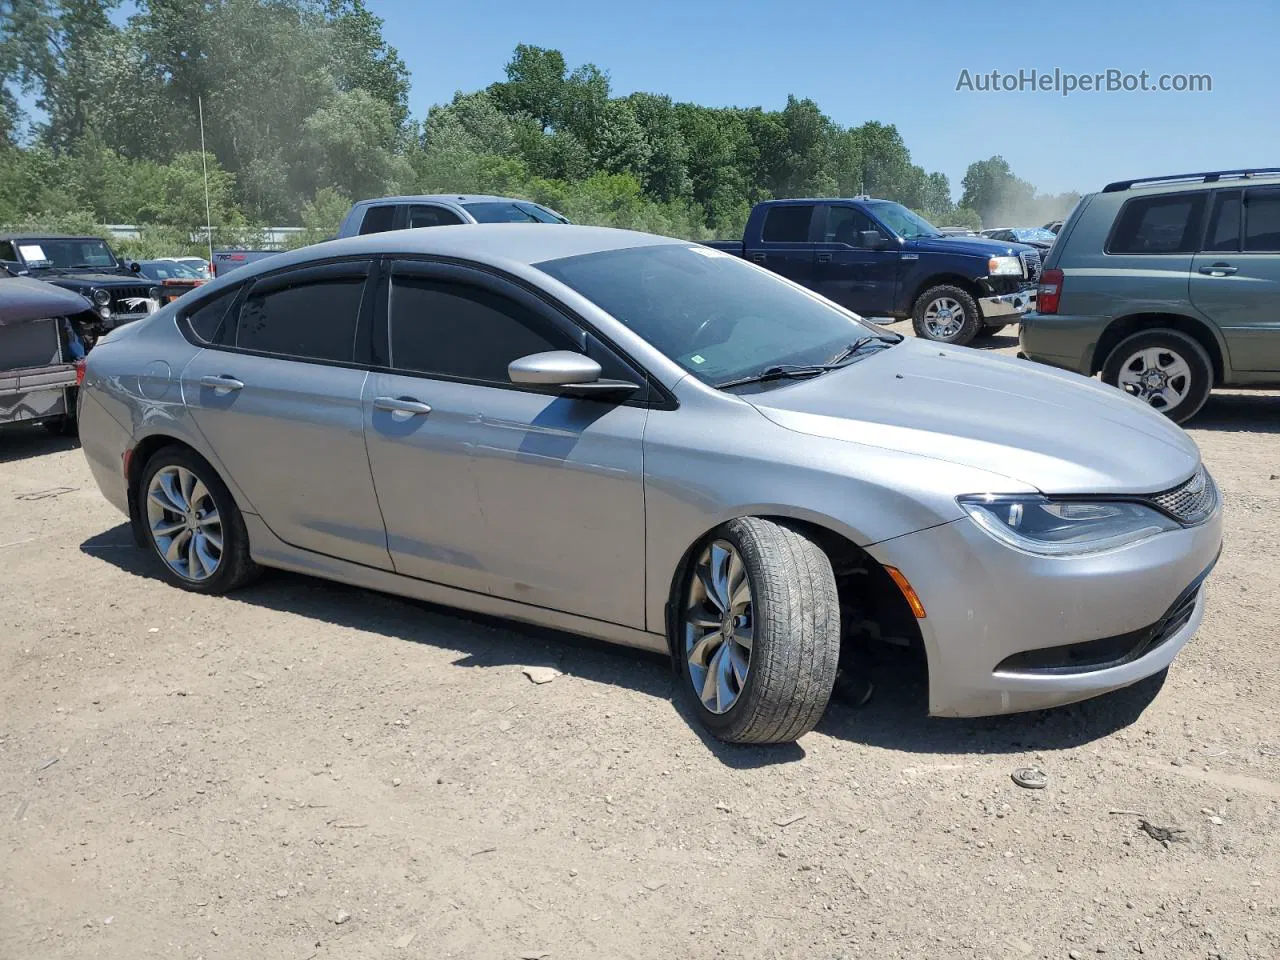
750,204,817,287
1190,187,1280,373
179,259,392,569
812,204,899,315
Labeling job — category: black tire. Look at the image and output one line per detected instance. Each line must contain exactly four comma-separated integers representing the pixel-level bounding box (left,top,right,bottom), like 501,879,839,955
135,446,260,594
1100,329,1213,424
42,415,78,437
911,284,982,346
676,517,841,744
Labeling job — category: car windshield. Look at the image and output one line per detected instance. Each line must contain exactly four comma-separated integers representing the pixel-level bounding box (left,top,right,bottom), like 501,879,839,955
15,237,118,270
142,260,203,280
1011,227,1057,244
536,243,880,386
463,201,568,224
865,201,942,240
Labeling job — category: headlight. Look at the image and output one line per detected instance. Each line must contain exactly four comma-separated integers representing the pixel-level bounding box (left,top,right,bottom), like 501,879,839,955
98,305,112,321
988,256,1023,276
91,287,111,306
958,495,1179,557
148,286,163,301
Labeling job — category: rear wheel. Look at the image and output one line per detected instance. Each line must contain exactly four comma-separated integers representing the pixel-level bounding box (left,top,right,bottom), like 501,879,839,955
912,284,982,346
136,447,259,594
1101,329,1213,424
677,518,841,744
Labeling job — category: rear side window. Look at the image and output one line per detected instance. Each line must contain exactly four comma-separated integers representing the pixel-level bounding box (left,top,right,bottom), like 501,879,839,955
1203,192,1242,252
1107,193,1206,254
184,287,240,343
358,205,396,235
235,270,367,362
388,274,574,382
407,205,464,228
1244,189,1280,252
762,205,814,243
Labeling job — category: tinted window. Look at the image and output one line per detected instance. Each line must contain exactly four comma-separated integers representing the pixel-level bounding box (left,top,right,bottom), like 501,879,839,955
407,205,464,228
236,274,365,362
823,206,878,246
537,244,877,387
762,205,814,243
184,287,240,343
1204,192,1241,252
389,275,574,381
1244,189,1280,252
1108,193,1206,254
0,241,17,261
463,201,565,223
358,205,396,235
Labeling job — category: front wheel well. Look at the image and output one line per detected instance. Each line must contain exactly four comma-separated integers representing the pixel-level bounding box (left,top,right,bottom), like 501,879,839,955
909,274,984,311
1091,314,1224,384
664,516,924,668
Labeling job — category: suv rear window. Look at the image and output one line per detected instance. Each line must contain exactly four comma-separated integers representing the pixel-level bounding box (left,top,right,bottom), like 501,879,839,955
358,205,396,235
762,205,814,243
1107,193,1206,254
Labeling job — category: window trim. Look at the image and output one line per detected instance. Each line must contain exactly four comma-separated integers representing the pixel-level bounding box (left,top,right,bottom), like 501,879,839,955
1104,190,1208,256
375,256,673,409
1243,186,1280,254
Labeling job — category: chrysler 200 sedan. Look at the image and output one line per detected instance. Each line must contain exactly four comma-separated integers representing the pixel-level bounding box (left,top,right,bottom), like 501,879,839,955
78,225,1223,743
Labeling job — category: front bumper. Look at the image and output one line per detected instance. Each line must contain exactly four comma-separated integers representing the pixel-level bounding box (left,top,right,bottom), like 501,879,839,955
867,504,1223,717
979,290,1036,323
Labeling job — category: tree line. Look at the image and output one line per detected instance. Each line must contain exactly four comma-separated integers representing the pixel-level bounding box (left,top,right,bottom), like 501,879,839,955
0,1,1080,258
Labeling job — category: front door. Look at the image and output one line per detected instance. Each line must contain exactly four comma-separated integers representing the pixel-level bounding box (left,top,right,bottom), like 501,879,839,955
1190,187,1280,373
812,204,899,315
361,260,649,628
179,259,392,569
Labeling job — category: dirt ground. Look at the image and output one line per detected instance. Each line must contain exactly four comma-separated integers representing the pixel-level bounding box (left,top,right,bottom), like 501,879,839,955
2,326,1279,960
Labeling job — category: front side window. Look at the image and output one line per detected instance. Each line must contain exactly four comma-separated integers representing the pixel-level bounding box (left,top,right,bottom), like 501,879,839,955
536,244,875,386
462,201,567,224
0,241,17,262
406,205,464,229
1108,193,1206,254
823,206,878,246
388,271,574,381
761,205,814,243
235,270,366,362
1244,189,1280,253
359,205,396,235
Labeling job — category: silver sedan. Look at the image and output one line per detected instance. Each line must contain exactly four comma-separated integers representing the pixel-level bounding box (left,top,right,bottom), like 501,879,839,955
78,225,1223,743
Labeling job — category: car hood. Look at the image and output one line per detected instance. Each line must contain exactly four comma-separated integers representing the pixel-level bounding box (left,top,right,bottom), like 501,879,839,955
0,276,94,326
906,235,1039,259
38,271,142,286
745,339,1200,495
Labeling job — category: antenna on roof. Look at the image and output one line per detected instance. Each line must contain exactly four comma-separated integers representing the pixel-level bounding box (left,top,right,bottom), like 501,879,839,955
198,96,215,270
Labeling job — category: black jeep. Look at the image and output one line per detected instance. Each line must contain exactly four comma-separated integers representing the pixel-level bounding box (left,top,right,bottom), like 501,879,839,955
0,233,162,337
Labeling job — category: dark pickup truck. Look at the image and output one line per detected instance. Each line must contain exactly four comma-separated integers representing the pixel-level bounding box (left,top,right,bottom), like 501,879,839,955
705,198,1042,345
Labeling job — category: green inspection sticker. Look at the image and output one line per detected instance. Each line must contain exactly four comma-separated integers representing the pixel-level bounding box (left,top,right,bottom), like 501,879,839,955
690,355,705,364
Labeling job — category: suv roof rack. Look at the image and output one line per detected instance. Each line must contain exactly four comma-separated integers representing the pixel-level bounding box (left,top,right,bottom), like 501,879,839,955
1102,168,1280,192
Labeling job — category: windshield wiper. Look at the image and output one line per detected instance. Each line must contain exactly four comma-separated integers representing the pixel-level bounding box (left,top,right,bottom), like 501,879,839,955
716,364,833,389
823,334,902,366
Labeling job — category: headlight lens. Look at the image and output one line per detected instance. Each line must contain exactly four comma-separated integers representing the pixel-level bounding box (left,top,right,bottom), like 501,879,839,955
988,255,1023,276
958,495,1179,557
91,287,111,306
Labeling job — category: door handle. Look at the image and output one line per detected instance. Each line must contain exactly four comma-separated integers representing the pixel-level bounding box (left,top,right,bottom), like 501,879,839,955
816,253,832,263
373,396,432,416
750,253,767,263
1198,263,1238,277
199,374,244,393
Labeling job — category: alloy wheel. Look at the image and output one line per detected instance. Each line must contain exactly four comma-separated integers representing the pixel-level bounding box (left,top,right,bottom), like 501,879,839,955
1116,346,1192,411
145,465,223,582
684,540,754,714
923,297,966,340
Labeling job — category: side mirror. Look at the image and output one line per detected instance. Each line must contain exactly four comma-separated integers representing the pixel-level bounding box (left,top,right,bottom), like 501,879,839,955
508,350,639,397
129,261,142,274
859,230,890,250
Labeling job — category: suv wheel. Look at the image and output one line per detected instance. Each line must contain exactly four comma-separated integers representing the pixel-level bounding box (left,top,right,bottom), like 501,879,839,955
677,518,841,744
912,285,982,346
1101,329,1213,424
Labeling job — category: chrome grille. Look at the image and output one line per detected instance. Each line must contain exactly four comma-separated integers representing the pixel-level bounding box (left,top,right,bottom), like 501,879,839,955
108,286,153,314
1150,465,1218,525
1020,249,1042,283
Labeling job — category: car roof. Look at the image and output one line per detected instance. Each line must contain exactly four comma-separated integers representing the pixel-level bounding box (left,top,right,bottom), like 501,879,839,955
0,232,104,241
1100,169,1280,196
354,194,547,207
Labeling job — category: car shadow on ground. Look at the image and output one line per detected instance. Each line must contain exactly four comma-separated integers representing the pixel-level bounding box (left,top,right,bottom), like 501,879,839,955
0,425,78,463
83,523,1167,767
1191,391,1280,434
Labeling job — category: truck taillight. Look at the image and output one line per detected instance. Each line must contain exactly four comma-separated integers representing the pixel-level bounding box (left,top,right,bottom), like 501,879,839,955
1037,268,1063,314
74,358,86,386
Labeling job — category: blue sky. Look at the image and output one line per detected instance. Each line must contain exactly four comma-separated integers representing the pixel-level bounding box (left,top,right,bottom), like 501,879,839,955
379,0,1277,198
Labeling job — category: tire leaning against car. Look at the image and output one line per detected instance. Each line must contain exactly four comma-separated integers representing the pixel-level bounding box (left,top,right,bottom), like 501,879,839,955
911,284,983,346
1100,328,1213,424
136,446,260,594
677,517,841,744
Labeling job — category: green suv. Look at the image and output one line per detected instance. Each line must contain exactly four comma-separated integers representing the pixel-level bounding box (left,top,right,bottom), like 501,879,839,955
1019,168,1280,423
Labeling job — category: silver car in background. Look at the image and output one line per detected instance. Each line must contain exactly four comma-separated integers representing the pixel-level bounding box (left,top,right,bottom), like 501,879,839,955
78,225,1222,743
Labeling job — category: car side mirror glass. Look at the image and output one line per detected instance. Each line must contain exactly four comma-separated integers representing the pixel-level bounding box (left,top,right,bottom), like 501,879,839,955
859,230,889,250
